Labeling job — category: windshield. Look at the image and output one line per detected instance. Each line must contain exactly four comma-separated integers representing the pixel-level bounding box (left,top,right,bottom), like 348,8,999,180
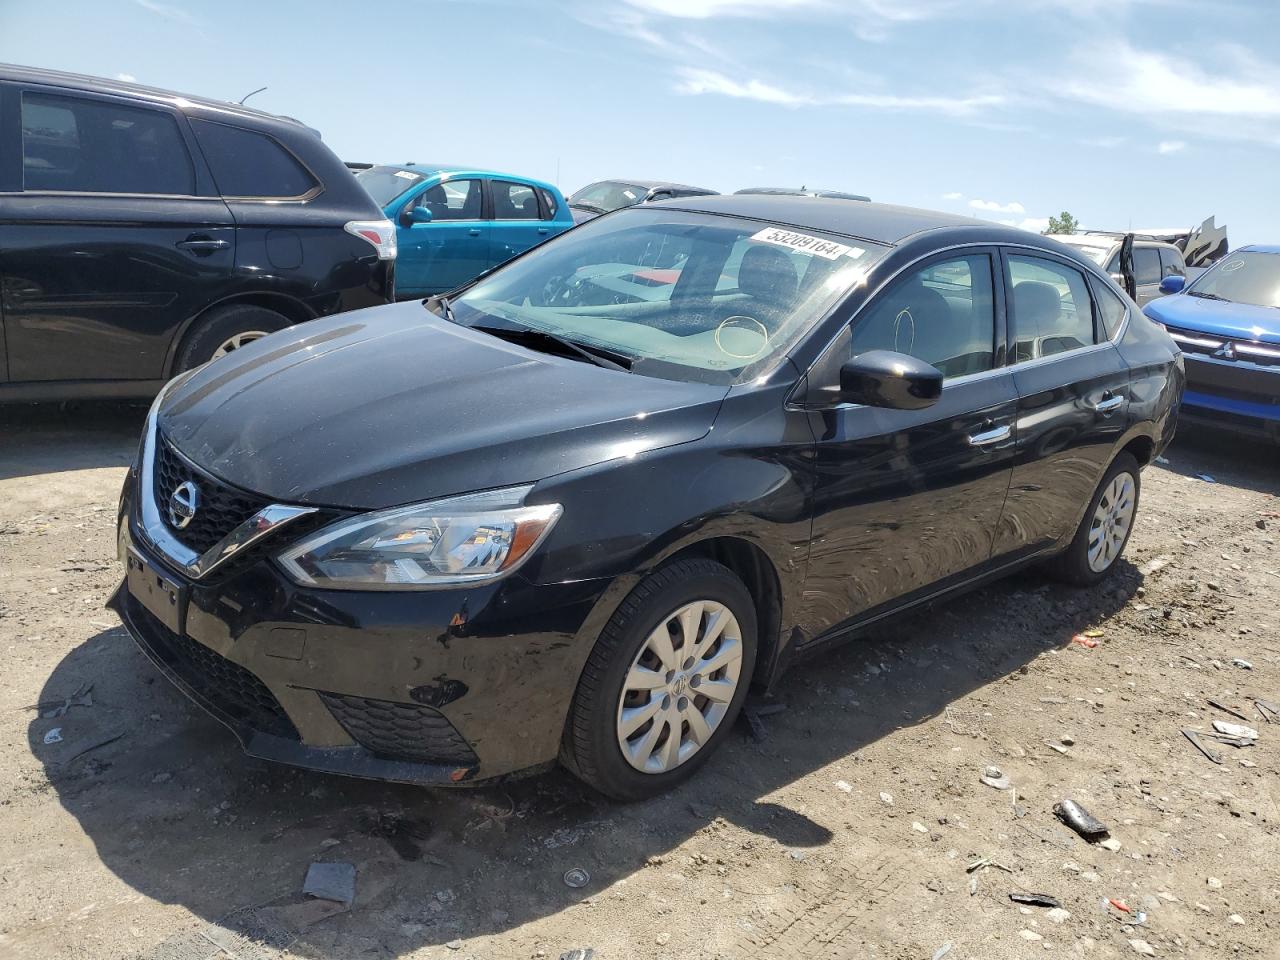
568,181,648,214
1059,241,1110,267
1187,251,1280,308
447,208,889,385
355,165,426,208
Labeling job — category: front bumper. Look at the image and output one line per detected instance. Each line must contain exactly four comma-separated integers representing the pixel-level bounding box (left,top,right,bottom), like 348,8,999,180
1182,353,1280,438
113,474,611,785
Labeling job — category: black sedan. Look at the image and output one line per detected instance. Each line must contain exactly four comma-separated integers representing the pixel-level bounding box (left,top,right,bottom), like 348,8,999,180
111,196,1183,800
567,179,718,223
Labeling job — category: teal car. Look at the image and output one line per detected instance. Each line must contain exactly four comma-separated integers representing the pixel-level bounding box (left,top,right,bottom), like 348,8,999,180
355,164,573,297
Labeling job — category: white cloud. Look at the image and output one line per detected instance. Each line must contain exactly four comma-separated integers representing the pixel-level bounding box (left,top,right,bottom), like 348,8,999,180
942,191,964,200
134,0,200,26
1157,139,1187,154
624,0,822,16
675,67,1004,114
996,216,1050,233
969,198,1025,214
116,72,137,82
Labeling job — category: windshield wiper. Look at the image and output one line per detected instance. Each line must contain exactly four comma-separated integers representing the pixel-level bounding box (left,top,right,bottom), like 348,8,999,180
570,201,606,215
1188,291,1228,302
472,324,632,372
426,294,456,321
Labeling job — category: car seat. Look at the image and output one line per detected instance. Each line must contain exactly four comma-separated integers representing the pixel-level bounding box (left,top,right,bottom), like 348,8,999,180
1012,280,1063,361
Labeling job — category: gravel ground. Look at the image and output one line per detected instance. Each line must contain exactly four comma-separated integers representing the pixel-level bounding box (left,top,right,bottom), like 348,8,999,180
1,403,1278,960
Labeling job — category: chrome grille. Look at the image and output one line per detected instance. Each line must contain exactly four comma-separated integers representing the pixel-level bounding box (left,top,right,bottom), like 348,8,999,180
153,436,270,555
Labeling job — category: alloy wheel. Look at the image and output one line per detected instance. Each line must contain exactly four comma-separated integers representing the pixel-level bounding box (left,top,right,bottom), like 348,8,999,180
211,331,269,359
1087,470,1136,572
616,600,743,774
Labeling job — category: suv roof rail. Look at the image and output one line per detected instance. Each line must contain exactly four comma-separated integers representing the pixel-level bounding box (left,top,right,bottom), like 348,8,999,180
1081,230,1161,242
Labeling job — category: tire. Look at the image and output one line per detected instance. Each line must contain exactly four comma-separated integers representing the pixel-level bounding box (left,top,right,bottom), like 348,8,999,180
1045,452,1141,585
561,558,758,801
174,304,291,372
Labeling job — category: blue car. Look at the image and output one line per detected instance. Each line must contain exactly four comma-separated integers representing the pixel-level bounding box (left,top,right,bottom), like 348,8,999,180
355,164,573,297
1143,245,1280,439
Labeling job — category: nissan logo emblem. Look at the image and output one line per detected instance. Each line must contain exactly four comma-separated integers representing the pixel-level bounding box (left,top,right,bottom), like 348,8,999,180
168,480,200,530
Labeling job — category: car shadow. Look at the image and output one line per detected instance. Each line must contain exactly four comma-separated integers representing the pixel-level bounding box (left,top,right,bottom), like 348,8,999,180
0,401,146,481
1159,421,1280,495
31,558,1143,958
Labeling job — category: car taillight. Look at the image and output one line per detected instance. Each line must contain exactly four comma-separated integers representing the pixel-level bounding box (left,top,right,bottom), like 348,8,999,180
344,219,397,260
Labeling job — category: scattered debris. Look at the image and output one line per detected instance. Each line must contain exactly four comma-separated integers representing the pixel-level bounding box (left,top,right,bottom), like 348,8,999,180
1231,658,1253,670
1108,898,1132,913
1010,892,1061,908
34,681,94,719
1212,720,1259,741
1129,939,1156,956
563,867,591,889
980,765,1011,790
1046,907,1071,923
64,730,124,763
560,950,595,960
1207,698,1253,723
43,727,63,745
931,944,953,960
1229,914,1246,925
1018,930,1043,942
967,857,1013,874
1054,799,1109,839
1082,629,1104,638
912,821,930,834
1183,729,1223,765
303,862,356,906
1196,473,1216,483
1256,699,1280,724
1071,634,1099,649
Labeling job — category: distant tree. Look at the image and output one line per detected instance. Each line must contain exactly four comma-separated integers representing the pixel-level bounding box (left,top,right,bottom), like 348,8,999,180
1046,211,1080,235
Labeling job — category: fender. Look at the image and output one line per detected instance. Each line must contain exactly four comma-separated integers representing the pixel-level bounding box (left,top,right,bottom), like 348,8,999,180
162,288,318,375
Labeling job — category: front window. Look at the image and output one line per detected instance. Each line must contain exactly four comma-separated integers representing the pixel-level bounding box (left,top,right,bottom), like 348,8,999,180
355,165,425,207
568,181,648,215
445,208,889,384
1185,251,1280,309
1059,241,1110,267
414,179,482,220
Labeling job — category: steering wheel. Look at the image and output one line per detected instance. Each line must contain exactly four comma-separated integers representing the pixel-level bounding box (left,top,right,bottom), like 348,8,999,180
533,274,579,306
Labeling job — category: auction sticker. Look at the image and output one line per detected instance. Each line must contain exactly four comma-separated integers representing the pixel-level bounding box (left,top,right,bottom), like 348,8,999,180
751,227,864,260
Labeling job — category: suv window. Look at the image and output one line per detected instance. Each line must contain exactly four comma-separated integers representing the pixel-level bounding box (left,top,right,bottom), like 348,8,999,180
1008,254,1096,361
190,119,317,198
1159,247,1184,278
21,92,194,195
852,254,996,378
414,179,482,220
1092,280,1128,340
1134,247,1161,285
492,180,540,221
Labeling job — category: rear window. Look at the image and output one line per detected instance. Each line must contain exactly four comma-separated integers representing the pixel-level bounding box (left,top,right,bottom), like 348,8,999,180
190,119,317,198
355,165,424,207
1134,247,1161,285
21,92,194,195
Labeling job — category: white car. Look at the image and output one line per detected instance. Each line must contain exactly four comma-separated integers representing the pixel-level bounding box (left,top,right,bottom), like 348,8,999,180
1046,233,1186,306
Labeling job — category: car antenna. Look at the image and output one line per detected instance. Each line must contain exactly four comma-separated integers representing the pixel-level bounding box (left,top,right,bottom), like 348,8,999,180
238,86,268,105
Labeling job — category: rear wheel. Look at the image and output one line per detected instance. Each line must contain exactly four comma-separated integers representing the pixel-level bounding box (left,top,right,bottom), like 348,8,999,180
561,559,757,801
175,304,290,372
1046,452,1141,585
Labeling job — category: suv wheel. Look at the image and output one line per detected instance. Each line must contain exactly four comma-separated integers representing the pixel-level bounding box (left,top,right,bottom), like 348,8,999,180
561,559,757,801
1046,452,1141,585
175,304,290,372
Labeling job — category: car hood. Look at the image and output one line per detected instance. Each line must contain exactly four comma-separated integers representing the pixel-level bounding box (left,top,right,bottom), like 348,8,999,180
1145,294,1280,344
157,303,728,509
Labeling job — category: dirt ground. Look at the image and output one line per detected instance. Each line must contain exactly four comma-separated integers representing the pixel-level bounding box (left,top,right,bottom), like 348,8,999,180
1,403,1278,960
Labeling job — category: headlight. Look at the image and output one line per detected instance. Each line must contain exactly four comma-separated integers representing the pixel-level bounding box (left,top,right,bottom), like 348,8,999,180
276,485,562,590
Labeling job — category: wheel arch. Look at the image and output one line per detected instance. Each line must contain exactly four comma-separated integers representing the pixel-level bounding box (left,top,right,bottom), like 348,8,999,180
164,291,317,375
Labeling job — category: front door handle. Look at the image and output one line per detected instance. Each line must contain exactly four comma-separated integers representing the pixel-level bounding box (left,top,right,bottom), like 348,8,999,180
537,227,550,235
468,228,482,237
176,237,230,255
1093,394,1124,414
968,423,1011,447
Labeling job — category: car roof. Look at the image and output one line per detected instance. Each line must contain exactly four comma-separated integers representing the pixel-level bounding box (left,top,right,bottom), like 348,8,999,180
0,62,312,131
1047,234,1114,249
735,187,870,201
662,195,998,246
378,163,557,187
1239,244,1280,255
579,179,716,193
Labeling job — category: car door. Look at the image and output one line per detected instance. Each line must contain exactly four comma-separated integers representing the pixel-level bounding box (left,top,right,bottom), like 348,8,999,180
488,179,552,269
1132,246,1164,305
990,249,1131,561
800,249,1018,641
0,86,235,382
395,177,488,296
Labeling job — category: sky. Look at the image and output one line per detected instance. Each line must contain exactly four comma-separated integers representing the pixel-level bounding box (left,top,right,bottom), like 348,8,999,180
2,0,1279,243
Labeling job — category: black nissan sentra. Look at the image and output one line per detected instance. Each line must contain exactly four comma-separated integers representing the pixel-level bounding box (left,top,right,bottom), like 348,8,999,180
112,196,1183,800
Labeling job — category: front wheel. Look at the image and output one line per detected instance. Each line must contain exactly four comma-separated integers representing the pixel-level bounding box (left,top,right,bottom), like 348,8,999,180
174,303,290,372
561,559,757,801
1046,452,1141,585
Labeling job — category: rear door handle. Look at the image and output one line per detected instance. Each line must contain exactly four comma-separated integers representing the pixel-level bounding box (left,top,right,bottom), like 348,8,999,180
537,227,550,235
1093,395,1124,413
176,237,230,254
468,228,482,236
968,424,1011,447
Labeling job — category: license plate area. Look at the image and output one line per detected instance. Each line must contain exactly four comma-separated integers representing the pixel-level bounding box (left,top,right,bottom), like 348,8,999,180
127,547,186,634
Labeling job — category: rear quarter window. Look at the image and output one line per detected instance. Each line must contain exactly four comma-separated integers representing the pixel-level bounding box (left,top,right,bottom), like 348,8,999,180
190,119,318,199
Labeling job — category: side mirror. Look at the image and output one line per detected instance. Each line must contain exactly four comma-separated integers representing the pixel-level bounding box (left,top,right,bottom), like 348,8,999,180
839,350,942,410
1159,275,1185,294
406,206,432,225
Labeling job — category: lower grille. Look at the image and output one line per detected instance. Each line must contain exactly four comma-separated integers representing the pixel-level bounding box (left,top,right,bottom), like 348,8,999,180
319,693,478,766
129,596,299,740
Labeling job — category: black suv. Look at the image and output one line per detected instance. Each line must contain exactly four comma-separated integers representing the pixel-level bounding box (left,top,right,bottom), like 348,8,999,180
0,65,395,401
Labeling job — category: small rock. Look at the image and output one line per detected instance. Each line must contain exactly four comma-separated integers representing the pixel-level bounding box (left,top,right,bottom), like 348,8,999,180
1207,877,1223,890
1231,658,1252,670
1060,734,1075,746
435,888,456,904
1099,838,1122,852
912,821,929,834
835,780,853,793
788,849,807,862
1195,901,1213,913
979,765,1011,790
1156,891,1179,903
1047,908,1071,924
1018,930,1043,942
1081,871,1100,883
151,772,172,784
445,941,462,951
655,933,671,946
880,792,894,806
1228,914,1245,925
1129,940,1156,957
